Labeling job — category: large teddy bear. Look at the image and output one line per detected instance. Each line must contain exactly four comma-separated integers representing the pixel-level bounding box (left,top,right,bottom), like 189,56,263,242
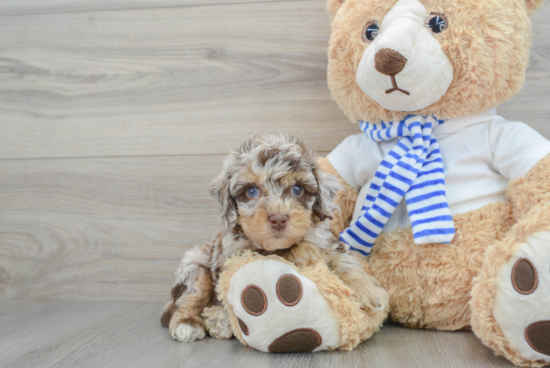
317,0,550,366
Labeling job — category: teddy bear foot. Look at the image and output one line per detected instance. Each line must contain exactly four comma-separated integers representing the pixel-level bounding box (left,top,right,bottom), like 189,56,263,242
492,231,550,364
225,259,341,353
472,231,550,367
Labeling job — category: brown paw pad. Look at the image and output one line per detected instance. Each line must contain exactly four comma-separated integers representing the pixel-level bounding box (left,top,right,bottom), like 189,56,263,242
525,321,550,356
268,328,322,353
238,318,249,336
512,258,538,295
241,285,267,316
276,274,303,306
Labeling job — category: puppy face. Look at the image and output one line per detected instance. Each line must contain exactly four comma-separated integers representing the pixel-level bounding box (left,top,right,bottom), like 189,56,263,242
211,134,339,252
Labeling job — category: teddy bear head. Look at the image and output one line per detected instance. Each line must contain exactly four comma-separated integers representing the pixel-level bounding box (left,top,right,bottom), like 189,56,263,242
327,0,544,123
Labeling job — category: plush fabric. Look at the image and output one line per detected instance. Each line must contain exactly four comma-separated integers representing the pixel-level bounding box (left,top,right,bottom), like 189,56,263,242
327,0,534,123
216,246,388,351
354,0,454,111
324,0,550,364
224,258,341,352
323,155,550,365
341,115,455,254
328,110,550,230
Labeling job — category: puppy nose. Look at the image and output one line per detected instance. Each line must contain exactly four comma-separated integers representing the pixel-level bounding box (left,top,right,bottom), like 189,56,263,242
374,48,407,76
268,214,288,231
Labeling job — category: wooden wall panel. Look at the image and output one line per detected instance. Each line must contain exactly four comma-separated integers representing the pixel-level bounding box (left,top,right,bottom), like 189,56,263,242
1,0,550,303
0,155,223,301
0,0,297,16
0,0,358,160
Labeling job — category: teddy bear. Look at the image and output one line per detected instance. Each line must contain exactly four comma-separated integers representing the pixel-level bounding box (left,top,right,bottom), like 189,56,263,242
318,0,550,366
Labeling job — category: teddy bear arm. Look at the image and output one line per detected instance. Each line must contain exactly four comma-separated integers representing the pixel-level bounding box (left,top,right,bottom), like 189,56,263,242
507,153,550,222
317,157,358,237
324,250,390,313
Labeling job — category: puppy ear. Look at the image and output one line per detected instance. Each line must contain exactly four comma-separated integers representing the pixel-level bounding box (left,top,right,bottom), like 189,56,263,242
210,160,238,229
327,0,345,21
525,0,544,14
312,165,341,221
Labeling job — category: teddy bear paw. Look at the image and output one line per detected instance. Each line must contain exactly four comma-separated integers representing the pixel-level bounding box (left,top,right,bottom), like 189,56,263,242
493,231,550,362
226,259,341,352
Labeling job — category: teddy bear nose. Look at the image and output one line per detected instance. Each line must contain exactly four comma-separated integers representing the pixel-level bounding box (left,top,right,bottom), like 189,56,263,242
269,214,288,231
374,48,408,76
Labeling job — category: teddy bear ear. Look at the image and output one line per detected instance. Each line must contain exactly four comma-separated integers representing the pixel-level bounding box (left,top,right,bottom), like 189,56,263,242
525,0,545,14
327,0,345,20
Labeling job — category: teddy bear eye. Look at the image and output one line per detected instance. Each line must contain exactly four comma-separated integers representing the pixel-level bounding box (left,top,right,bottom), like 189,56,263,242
425,13,448,34
362,21,379,43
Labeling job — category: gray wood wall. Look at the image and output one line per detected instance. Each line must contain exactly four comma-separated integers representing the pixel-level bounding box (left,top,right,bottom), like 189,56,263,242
1,0,550,303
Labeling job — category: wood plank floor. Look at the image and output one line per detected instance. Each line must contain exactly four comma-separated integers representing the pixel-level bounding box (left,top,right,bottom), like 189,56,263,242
0,300,515,368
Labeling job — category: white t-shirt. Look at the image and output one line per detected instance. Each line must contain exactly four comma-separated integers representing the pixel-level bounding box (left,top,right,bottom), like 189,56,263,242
327,108,550,233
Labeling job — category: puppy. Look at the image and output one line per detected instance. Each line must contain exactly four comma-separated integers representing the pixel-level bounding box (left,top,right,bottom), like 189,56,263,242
161,134,388,342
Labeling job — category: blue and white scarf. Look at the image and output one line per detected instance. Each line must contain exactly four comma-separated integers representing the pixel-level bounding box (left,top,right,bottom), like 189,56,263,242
340,115,455,256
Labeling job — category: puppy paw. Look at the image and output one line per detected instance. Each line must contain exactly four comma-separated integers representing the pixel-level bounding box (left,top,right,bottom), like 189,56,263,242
493,231,550,363
226,259,340,352
202,305,233,339
170,317,206,342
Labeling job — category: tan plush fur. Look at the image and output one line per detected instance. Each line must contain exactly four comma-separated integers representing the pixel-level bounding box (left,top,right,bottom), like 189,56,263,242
469,155,550,367
216,244,389,351
471,202,550,367
318,157,358,236
322,155,550,365
507,154,550,221
323,0,550,364
371,200,514,330
327,0,533,123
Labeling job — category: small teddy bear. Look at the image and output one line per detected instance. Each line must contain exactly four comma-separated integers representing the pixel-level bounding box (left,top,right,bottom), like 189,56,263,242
322,0,550,366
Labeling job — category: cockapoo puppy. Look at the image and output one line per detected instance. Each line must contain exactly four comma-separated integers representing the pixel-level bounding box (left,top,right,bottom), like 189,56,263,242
161,134,387,342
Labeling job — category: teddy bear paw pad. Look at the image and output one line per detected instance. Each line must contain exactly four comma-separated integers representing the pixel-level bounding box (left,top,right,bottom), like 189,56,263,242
268,328,322,353
493,231,550,361
227,259,340,352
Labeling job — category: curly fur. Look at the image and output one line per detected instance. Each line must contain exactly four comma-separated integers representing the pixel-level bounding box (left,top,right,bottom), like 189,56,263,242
161,134,387,347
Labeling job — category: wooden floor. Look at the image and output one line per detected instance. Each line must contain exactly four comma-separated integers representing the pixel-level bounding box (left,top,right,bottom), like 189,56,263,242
0,300,515,368
1,0,550,366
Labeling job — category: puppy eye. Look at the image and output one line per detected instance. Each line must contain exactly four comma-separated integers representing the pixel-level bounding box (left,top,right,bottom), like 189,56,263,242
362,21,379,43
291,185,304,197
247,186,259,198
425,13,448,34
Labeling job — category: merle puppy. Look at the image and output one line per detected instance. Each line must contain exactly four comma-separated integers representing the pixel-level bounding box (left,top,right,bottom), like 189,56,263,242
161,134,387,342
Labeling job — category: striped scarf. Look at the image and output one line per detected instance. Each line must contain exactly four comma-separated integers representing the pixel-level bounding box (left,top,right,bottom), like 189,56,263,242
340,115,455,256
